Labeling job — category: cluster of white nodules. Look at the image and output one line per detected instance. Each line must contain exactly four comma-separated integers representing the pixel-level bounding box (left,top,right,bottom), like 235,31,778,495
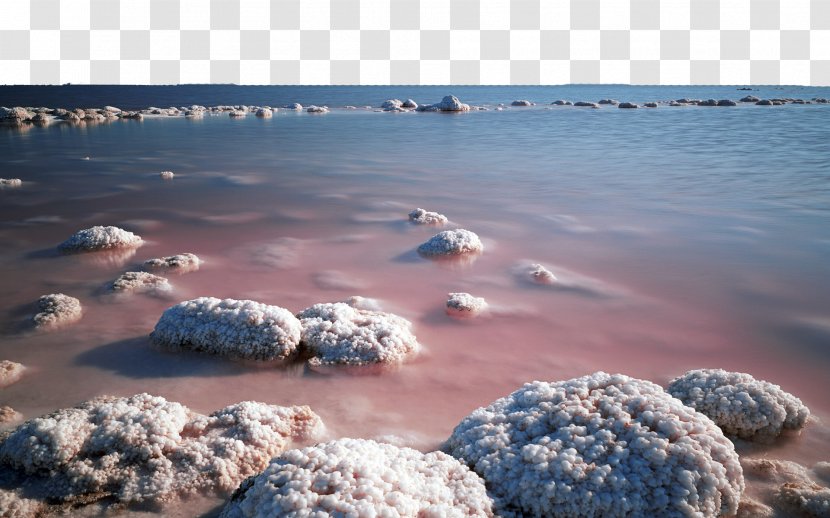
446,293,488,318
160,170,175,179
741,459,830,517
57,225,143,252
409,207,448,225
0,360,25,388
143,253,201,274
0,488,43,516
0,394,324,505
667,369,810,440
32,293,83,329
297,303,421,367
151,297,302,361
445,372,744,517
111,271,172,294
0,178,22,187
417,229,483,256
219,438,493,518
528,263,557,284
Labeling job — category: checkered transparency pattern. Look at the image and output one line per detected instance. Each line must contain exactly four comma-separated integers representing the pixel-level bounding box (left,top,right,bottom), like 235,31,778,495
1,0,827,85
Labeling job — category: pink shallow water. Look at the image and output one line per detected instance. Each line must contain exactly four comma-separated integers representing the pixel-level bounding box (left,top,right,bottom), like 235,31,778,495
1,110,829,515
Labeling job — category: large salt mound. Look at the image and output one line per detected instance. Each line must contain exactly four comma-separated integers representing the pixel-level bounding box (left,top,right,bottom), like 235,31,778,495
220,438,493,518
0,360,24,388
445,372,744,517
143,252,201,274
0,394,324,506
32,293,83,329
417,229,483,256
409,207,448,225
57,225,143,252
110,271,172,294
416,95,471,112
667,369,810,440
296,302,421,367
150,297,302,361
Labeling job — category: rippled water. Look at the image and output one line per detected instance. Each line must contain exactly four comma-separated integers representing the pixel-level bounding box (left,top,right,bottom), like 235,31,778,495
1,86,829,515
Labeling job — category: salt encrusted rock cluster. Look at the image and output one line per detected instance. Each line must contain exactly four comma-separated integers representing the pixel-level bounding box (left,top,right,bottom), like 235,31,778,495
445,372,744,517
151,297,303,361
0,360,25,388
0,178,22,187
408,207,448,225
143,252,201,274
58,226,143,253
417,229,483,256
446,293,488,318
0,394,324,506
296,302,421,367
110,271,172,294
160,170,175,179
220,438,493,518
667,369,810,441
416,95,471,112
32,293,83,329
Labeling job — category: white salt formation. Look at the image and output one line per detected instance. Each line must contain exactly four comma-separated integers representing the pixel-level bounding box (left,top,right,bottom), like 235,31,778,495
446,293,488,318
741,459,830,517
527,263,557,284
777,482,830,516
381,99,403,110
143,252,201,274
255,108,272,118
511,100,534,106
110,271,172,294
667,369,810,440
0,488,43,516
151,297,302,361
402,99,418,109
58,225,143,252
219,438,493,518
0,406,22,425
417,229,483,256
416,95,471,112
341,295,383,311
0,360,24,388
408,207,448,225
285,103,303,110
445,372,744,517
160,170,175,179
32,293,83,329
296,302,421,367
0,178,22,187
0,394,324,506
307,105,329,113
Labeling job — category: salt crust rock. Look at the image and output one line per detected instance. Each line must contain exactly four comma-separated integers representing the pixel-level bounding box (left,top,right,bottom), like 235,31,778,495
0,361,25,388
402,99,418,109
32,293,83,329
417,229,483,256
143,253,201,274
575,101,600,108
446,293,488,318
285,103,303,110
416,95,471,112
151,297,302,361
111,271,172,294
382,99,403,110
254,108,272,118
0,394,324,506
408,207,448,225
0,178,22,187
58,226,143,253
307,105,329,113
619,102,639,109
667,369,810,440
511,100,534,106
229,110,247,117
219,438,493,518
527,263,557,284
296,302,421,367
552,100,573,105
0,488,44,517
0,406,22,425
742,459,830,517
777,483,830,517
160,170,174,179
445,372,744,517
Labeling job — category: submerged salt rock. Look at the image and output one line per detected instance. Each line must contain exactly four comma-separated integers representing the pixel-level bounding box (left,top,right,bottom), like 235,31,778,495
151,297,302,361
417,95,471,112
220,438,493,518
58,226,143,253
297,302,421,367
445,372,744,517
0,361,24,388
408,207,448,225
511,100,534,106
285,103,303,110
32,293,83,329
143,252,201,274
255,108,272,118
0,178,22,187
307,105,328,113
0,406,22,425
160,170,175,179
667,369,810,440
0,394,324,506
110,271,172,294
527,263,557,284
446,292,488,318
417,229,483,256
341,295,382,312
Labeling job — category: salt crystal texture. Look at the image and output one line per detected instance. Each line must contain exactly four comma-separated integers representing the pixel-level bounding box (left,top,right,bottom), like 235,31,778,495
110,271,172,294
409,207,448,225
446,293,488,318
417,229,483,256
143,253,201,274
32,293,83,329
57,226,143,253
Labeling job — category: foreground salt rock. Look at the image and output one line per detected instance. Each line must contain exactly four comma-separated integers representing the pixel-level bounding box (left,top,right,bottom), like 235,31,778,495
143,252,201,274
110,271,172,294
445,372,744,517
32,293,83,329
446,292,488,318
220,438,493,518
0,360,25,388
0,394,324,507
416,95,471,112
667,369,810,440
408,207,448,225
151,297,302,361
58,225,143,253
296,302,421,368
0,178,22,187
417,229,483,256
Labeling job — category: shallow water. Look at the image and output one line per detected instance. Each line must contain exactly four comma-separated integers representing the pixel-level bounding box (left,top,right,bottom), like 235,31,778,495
1,86,830,515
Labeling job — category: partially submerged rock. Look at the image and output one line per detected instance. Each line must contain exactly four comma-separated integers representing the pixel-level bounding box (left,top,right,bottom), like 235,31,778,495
254,108,272,118
0,178,22,187
526,263,557,284
574,101,600,108
446,292,488,318
598,99,619,105
143,253,201,274
416,95,471,112
307,105,329,113
381,99,403,110
110,271,172,294
742,458,830,518
511,100,534,106
417,229,483,256
551,100,573,106
160,170,174,179
402,98,418,109
619,102,639,109
740,95,760,103
408,207,448,225
32,293,83,329
58,226,143,253
285,103,303,111
0,360,24,388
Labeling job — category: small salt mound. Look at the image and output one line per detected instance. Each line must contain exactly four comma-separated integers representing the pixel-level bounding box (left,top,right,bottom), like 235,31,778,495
402,99,418,109
417,229,483,256
143,253,201,274
296,302,421,367
0,361,25,388
285,103,303,110
151,297,302,361
110,271,172,294
341,295,382,311
445,372,744,517
0,394,324,506
0,178,22,187
58,225,143,253
32,293,83,329
381,99,403,110
229,110,247,117
0,406,22,425
667,369,810,440
160,170,175,179
219,438,493,518
511,100,534,106
409,207,448,225
527,263,557,284
446,293,488,318
777,483,830,517
307,105,329,113
255,108,272,117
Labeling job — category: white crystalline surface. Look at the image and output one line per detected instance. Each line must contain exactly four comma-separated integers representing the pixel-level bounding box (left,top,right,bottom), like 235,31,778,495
417,229,483,256
0,360,25,388
219,438,493,518
111,271,172,293
667,369,810,440
160,171,175,179
57,226,143,252
150,297,302,361
296,302,421,367
0,488,43,517
446,293,488,317
143,253,202,273
445,372,744,518
0,178,22,187
408,207,448,225
0,394,324,506
32,293,83,329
